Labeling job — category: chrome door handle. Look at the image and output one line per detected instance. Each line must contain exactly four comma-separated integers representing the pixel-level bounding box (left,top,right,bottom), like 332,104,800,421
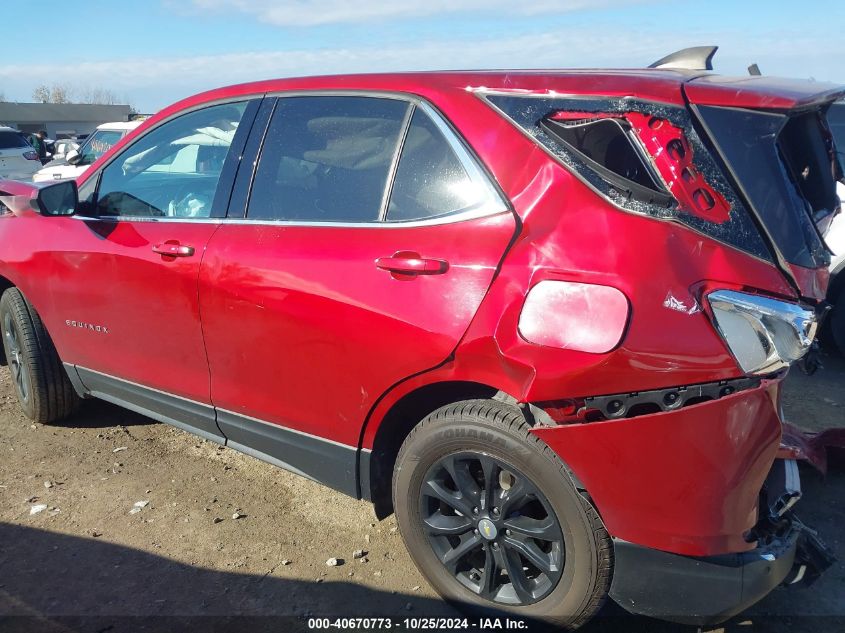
152,242,195,257
375,252,448,275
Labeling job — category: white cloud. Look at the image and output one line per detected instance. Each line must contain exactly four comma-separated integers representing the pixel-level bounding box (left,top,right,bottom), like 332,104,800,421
186,0,641,27
1,27,842,112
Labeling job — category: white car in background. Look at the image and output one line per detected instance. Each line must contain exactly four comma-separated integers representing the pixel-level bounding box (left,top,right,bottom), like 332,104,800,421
0,126,41,180
33,121,140,182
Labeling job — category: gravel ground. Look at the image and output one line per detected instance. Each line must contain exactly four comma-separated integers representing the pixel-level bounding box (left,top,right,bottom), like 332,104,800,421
0,352,843,633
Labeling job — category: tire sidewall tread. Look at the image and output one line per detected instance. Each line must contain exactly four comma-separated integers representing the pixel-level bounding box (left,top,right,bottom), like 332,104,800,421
392,399,612,629
0,288,79,423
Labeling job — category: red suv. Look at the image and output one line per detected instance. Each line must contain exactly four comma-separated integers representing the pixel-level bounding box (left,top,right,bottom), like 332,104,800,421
0,48,841,628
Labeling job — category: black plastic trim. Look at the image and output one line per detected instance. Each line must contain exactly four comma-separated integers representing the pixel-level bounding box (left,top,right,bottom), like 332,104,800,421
226,97,277,219
209,97,262,219
539,117,675,206
610,530,798,625
217,409,359,497
62,362,88,399
583,376,761,420
75,366,224,443
68,365,364,497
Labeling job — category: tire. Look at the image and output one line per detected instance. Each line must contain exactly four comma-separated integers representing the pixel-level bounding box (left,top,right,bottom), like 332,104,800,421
0,288,80,423
393,399,612,629
831,293,845,358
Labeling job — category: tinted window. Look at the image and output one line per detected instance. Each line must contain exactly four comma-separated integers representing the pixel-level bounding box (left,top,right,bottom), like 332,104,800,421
247,96,409,222
0,131,29,150
697,104,831,268
79,130,123,165
386,109,480,221
95,102,247,218
828,102,845,164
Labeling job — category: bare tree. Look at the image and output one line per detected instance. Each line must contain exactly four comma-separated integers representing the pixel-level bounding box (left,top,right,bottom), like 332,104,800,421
28,83,136,112
75,87,123,105
49,84,72,104
32,84,51,103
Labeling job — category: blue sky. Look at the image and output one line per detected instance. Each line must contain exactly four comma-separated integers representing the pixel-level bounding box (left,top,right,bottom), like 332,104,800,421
1,0,843,113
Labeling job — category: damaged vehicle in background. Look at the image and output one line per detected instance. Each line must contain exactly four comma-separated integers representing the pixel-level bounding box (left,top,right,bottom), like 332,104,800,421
0,46,840,628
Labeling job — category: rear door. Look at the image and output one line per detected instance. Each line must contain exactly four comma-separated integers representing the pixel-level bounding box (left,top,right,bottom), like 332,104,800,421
199,94,516,492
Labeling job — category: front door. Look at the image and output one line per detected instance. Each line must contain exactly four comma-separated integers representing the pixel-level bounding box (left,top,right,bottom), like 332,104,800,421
45,100,257,439
199,95,516,491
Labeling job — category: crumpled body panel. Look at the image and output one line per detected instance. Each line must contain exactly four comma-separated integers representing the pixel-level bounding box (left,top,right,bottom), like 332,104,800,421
531,379,783,556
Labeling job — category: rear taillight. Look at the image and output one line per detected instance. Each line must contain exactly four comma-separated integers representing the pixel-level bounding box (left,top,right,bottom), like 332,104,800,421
706,290,817,375
23,151,39,161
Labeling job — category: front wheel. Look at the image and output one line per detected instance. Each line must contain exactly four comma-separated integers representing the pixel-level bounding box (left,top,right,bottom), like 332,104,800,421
0,288,80,423
393,400,612,629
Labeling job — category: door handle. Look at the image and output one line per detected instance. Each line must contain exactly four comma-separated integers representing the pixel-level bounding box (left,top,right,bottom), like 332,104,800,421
375,252,448,275
152,242,195,257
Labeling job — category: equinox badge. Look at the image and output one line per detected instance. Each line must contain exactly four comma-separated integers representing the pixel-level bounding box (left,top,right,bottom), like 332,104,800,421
65,320,109,334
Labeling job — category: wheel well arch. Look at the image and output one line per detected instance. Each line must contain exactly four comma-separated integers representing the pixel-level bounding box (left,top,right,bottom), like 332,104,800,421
365,380,500,519
0,274,14,365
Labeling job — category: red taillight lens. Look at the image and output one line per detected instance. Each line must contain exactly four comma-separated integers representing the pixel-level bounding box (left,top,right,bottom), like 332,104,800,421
23,151,39,161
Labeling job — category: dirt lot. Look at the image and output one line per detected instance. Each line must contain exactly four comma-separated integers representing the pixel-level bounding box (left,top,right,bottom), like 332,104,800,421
0,352,843,633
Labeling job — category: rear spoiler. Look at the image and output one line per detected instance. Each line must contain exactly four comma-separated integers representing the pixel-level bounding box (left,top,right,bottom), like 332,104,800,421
685,76,845,111
648,46,845,110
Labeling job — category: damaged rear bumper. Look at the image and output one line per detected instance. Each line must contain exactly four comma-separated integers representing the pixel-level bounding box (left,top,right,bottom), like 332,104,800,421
609,510,835,625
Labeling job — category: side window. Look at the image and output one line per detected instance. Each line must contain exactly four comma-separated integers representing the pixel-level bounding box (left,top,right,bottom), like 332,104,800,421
95,102,248,218
79,130,123,165
386,109,480,221
247,96,409,222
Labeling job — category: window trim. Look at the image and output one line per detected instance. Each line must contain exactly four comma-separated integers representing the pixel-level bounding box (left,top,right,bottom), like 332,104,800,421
74,90,510,227
73,95,263,222
377,103,415,222
235,89,509,228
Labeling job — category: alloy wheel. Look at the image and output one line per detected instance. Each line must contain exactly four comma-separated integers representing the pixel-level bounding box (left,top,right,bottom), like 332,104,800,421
4,312,30,404
419,452,565,605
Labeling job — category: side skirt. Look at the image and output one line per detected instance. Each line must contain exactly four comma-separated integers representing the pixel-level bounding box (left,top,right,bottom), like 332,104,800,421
217,409,360,497
67,364,362,497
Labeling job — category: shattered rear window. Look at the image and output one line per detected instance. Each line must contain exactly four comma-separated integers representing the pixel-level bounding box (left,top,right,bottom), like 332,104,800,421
483,94,772,262
695,104,836,270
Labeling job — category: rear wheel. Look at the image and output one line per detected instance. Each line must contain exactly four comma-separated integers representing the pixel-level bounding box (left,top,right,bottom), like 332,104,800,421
393,400,612,629
0,288,80,423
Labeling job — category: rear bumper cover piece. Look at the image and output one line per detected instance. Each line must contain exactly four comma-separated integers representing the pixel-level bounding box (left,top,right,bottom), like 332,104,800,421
609,512,834,625
532,379,784,555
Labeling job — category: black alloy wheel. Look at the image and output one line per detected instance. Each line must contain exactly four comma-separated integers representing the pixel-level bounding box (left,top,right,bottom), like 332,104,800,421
420,452,565,605
3,310,31,405
0,288,80,423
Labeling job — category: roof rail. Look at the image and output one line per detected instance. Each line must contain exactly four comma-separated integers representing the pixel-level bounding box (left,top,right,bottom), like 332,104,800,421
648,46,718,71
